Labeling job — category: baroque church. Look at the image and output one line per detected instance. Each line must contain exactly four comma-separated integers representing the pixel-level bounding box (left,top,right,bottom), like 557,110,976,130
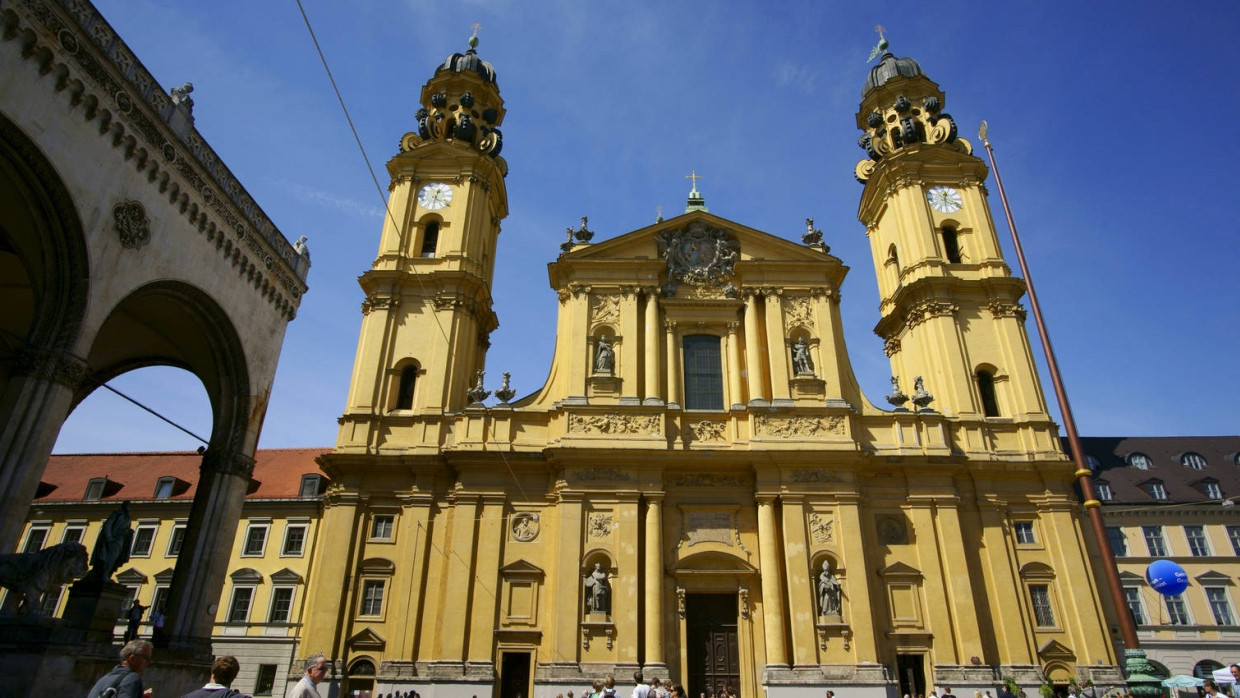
300,36,1122,698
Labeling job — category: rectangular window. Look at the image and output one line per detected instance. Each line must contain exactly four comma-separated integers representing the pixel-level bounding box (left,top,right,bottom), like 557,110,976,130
1013,521,1036,545
1029,584,1056,627
228,587,254,623
1096,482,1112,501
299,474,323,498
84,478,106,500
254,665,278,696
1143,526,1168,557
1185,525,1211,556
1123,587,1146,625
1228,525,1240,555
1205,482,1223,499
370,515,394,541
682,335,723,411
1106,527,1128,557
1148,482,1167,500
1165,594,1190,625
269,587,295,623
166,525,186,557
151,586,169,615
130,525,157,557
360,580,385,617
153,477,175,499
39,588,62,617
61,526,85,545
21,527,48,553
242,524,269,557
1207,588,1234,625
282,524,307,557
118,587,138,619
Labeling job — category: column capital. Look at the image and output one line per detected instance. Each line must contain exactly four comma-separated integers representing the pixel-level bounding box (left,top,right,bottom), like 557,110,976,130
643,491,666,504
14,346,88,388
663,319,677,332
755,493,780,506
725,321,740,334
200,448,255,478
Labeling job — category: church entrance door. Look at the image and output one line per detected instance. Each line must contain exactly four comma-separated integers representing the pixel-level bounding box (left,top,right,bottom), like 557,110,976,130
686,593,740,698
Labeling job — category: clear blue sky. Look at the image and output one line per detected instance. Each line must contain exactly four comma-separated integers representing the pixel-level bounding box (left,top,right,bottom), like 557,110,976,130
54,0,1240,453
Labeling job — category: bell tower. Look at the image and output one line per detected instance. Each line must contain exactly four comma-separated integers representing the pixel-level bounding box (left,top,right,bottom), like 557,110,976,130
336,32,508,451
853,38,1050,422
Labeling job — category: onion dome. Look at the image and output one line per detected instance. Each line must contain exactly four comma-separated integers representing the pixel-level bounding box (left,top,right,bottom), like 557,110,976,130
862,47,923,97
437,31,498,85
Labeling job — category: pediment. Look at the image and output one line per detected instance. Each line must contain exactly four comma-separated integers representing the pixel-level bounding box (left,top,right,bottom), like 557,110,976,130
500,559,545,579
230,567,262,584
348,627,386,651
668,551,758,576
1037,638,1076,660
877,562,922,579
271,567,304,584
1195,571,1233,585
116,568,147,584
1118,571,1146,583
1019,561,1056,580
358,558,395,575
153,568,175,584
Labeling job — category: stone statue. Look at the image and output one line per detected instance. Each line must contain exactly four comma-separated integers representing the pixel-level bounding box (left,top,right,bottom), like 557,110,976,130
912,376,935,410
294,235,310,260
584,562,610,615
817,561,841,616
0,542,89,614
594,336,614,374
170,82,194,112
85,501,133,583
466,370,491,404
791,339,813,375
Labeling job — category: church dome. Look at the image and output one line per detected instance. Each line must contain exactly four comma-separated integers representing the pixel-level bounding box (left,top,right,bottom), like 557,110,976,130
862,50,923,97
437,36,498,85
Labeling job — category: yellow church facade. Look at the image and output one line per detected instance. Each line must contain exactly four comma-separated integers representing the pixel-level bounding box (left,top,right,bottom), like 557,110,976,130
300,39,1122,698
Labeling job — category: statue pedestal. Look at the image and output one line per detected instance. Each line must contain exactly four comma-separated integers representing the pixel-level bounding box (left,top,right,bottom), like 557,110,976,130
64,579,127,643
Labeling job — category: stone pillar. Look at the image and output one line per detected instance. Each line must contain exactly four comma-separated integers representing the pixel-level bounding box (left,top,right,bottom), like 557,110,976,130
779,495,816,667
644,493,665,669
300,490,363,659
743,293,766,406
927,495,985,664
437,493,480,662
836,495,878,662
0,348,84,550
467,495,506,671
620,288,641,404
643,290,662,405
567,287,590,403
763,291,792,406
551,495,585,666
756,495,789,668
165,448,256,652
726,322,744,410
394,494,435,660
664,320,680,409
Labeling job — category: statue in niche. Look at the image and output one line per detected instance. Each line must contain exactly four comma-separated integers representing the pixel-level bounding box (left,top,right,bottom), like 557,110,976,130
791,339,813,375
593,336,614,374
817,560,841,617
584,562,611,615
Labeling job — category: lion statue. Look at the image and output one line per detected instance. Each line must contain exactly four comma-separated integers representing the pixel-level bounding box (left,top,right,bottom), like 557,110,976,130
0,541,89,615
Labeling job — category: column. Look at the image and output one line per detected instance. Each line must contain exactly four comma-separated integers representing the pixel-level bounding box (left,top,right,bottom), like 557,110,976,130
620,288,641,404
551,495,585,666
836,495,878,662
929,496,985,664
726,322,744,410
644,493,666,669
467,495,506,668
616,495,641,663
742,293,766,406
567,288,590,403
756,495,789,667
779,496,816,667
165,448,258,653
810,289,850,406
664,320,680,408
644,290,662,405
764,291,792,405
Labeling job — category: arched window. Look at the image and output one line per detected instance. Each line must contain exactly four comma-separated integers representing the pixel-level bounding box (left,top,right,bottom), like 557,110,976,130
1181,452,1208,469
887,244,900,272
419,222,439,257
1128,453,1152,470
682,335,723,410
976,369,1000,417
941,226,962,263
396,366,417,409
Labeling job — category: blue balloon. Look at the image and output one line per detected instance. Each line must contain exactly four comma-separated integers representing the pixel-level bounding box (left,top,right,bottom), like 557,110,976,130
1146,559,1189,596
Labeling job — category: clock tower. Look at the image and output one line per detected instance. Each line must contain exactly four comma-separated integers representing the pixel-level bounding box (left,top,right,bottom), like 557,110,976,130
335,32,508,453
854,42,1053,429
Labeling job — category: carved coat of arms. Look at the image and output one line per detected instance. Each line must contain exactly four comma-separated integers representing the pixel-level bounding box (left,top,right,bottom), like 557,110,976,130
655,221,740,297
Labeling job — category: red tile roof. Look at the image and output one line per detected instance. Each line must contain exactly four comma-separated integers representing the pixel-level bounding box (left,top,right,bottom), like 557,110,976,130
37,448,330,503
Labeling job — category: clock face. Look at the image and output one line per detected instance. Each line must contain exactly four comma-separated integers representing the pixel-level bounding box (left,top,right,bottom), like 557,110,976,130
417,182,453,211
927,186,963,214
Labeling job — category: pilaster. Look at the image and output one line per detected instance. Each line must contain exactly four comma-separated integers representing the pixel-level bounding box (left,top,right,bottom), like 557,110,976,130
643,493,665,666
756,495,788,668
743,292,767,406
726,322,744,410
779,495,816,667
763,291,792,406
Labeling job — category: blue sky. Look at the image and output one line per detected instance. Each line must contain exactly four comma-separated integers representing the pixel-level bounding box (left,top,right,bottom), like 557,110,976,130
53,0,1240,453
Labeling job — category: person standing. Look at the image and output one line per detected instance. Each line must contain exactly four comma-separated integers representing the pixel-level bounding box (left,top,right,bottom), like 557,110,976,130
181,656,248,698
86,640,154,698
632,672,650,698
941,687,957,698
124,600,147,643
149,603,166,647
287,655,330,698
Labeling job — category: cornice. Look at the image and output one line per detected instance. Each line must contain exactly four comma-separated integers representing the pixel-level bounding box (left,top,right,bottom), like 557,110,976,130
2,0,308,320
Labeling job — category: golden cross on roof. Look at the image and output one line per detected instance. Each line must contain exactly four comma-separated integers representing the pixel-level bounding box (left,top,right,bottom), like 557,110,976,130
875,24,885,40
686,170,701,190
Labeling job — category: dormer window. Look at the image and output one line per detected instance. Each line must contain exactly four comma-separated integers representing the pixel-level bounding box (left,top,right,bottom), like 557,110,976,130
1147,481,1167,501
1128,453,1152,470
154,477,175,499
85,478,107,500
1085,455,1101,471
299,474,325,498
1203,481,1223,499
1182,452,1208,470
1095,481,1113,501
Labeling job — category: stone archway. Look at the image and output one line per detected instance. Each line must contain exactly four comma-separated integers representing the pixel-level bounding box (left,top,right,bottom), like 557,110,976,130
0,111,90,550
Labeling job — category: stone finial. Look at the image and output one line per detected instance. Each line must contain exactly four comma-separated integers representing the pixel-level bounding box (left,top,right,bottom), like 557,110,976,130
466,370,491,405
912,376,935,411
885,375,909,411
494,372,516,403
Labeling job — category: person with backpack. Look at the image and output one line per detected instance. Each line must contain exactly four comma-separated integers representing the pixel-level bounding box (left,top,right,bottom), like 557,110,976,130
86,640,154,698
180,656,250,698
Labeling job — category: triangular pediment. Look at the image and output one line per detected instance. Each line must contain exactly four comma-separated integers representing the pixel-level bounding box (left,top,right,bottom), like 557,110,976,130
116,568,147,584
348,627,386,650
1195,571,1233,585
877,562,922,579
271,567,304,584
500,559,545,579
1118,571,1146,583
1037,638,1076,660
153,568,175,584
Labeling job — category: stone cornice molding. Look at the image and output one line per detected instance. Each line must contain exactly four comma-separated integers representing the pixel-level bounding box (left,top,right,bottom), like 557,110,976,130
1,0,308,321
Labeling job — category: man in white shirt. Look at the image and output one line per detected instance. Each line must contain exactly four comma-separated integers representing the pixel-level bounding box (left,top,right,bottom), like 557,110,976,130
632,672,650,698
286,655,330,698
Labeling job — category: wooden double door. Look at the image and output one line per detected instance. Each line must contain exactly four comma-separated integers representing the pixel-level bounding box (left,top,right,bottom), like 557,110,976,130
686,594,740,698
